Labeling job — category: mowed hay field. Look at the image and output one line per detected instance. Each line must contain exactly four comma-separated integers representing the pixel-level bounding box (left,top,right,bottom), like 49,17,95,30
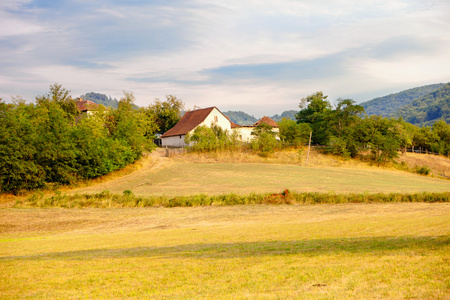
1,203,449,299
68,157,450,197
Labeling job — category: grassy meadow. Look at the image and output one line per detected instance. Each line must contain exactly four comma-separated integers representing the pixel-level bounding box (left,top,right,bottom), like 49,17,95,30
1,149,450,299
67,157,450,197
1,203,449,299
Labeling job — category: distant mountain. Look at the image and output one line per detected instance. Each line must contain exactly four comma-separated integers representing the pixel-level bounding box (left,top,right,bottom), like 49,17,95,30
270,110,298,122
79,92,120,108
394,83,450,126
360,83,445,117
224,110,299,125
223,111,258,125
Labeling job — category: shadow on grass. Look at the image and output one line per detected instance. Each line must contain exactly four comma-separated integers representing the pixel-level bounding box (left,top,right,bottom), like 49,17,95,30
3,235,449,261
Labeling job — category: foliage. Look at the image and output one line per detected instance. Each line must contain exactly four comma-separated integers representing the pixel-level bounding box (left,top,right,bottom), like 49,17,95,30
14,190,450,208
415,165,431,175
278,118,311,147
250,123,278,157
360,83,445,117
296,91,332,145
394,83,450,126
147,95,184,133
0,85,156,194
186,124,239,152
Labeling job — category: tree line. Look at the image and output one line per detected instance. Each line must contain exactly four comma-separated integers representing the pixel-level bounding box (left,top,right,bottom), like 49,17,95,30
0,84,183,194
187,92,450,162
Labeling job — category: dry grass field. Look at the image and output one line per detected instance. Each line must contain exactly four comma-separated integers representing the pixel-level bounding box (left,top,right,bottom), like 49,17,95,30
64,148,449,197
1,149,449,299
1,203,449,299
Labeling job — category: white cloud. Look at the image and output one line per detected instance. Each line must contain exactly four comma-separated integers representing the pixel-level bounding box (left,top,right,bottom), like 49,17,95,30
1,0,449,115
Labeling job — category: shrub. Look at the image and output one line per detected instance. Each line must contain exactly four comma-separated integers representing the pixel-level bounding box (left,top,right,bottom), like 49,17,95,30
415,165,431,175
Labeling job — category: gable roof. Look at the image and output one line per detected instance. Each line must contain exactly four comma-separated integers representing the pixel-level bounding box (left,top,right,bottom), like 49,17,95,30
254,116,278,127
161,107,217,138
76,98,98,112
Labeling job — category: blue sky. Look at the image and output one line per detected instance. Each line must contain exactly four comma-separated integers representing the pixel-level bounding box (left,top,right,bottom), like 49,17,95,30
1,0,449,116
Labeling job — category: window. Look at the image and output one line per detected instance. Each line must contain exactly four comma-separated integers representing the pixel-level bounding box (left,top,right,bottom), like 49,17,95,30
214,116,218,122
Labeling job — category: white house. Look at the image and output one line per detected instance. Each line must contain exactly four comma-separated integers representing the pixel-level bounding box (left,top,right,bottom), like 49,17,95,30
233,116,279,142
161,106,232,147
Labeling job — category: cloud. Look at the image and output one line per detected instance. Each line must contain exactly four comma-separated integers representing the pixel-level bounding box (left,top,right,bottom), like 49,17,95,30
1,0,449,115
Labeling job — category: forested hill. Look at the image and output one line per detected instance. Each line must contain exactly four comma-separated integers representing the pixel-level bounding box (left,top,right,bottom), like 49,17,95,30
223,111,258,125
360,83,445,117
224,110,299,125
79,92,120,108
394,83,450,126
270,110,299,122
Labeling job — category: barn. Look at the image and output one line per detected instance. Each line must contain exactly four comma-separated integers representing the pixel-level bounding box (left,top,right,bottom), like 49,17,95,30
161,107,232,147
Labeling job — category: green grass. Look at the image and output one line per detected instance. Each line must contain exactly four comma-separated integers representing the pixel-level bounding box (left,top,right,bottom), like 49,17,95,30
14,190,450,208
1,203,449,299
69,162,450,197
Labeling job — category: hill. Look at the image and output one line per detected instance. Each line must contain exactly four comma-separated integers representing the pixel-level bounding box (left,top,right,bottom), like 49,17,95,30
270,110,298,122
79,92,120,108
223,111,258,125
224,110,299,125
360,83,445,117
394,83,450,126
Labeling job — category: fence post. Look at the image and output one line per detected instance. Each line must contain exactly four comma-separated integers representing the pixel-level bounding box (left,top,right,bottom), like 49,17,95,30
306,131,312,166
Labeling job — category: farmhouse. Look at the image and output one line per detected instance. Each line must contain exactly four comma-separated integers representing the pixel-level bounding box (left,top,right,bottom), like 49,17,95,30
76,98,98,115
161,106,232,147
234,116,279,142
161,107,281,147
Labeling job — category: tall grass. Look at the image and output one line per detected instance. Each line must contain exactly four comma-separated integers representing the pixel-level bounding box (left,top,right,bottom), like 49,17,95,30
14,190,450,208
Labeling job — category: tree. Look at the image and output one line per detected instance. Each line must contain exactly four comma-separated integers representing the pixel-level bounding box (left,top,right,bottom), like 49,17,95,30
327,99,364,157
107,91,153,159
148,95,184,133
296,92,332,144
278,118,311,147
35,83,79,121
355,116,401,165
250,123,278,157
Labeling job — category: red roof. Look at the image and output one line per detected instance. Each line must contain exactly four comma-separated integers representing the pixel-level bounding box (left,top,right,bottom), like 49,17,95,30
76,98,98,112
162,107,217,138
254,116,278,127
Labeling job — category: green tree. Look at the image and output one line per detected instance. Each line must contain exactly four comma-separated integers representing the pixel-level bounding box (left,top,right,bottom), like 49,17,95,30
250,123,278,157
355,116,401,165
278,118,311,147
327,99,364,157
296,92,332,144
0,100,44,193
148,95,184,133
36,83,79,121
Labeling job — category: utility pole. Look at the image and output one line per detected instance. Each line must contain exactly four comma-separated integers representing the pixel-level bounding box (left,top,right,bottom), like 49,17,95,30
306,131,312,166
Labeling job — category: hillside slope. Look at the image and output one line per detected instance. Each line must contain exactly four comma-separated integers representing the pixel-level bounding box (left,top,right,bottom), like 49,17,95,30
360,83,445,117
394,83,450,126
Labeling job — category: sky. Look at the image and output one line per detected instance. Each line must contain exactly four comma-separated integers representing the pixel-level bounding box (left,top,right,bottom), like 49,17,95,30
1,0,449,117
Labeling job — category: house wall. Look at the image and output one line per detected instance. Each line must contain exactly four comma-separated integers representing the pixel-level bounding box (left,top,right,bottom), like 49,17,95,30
161,135,187,148
198,108,232,131
233,127,280,142
233,127,254,143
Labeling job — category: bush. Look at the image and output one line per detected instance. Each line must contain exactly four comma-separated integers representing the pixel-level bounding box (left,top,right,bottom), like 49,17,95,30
415,165,431,175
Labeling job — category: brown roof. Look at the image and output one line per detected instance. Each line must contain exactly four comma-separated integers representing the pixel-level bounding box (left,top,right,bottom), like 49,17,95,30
254,116,278,127
76,98,98,112
161,107,217,138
